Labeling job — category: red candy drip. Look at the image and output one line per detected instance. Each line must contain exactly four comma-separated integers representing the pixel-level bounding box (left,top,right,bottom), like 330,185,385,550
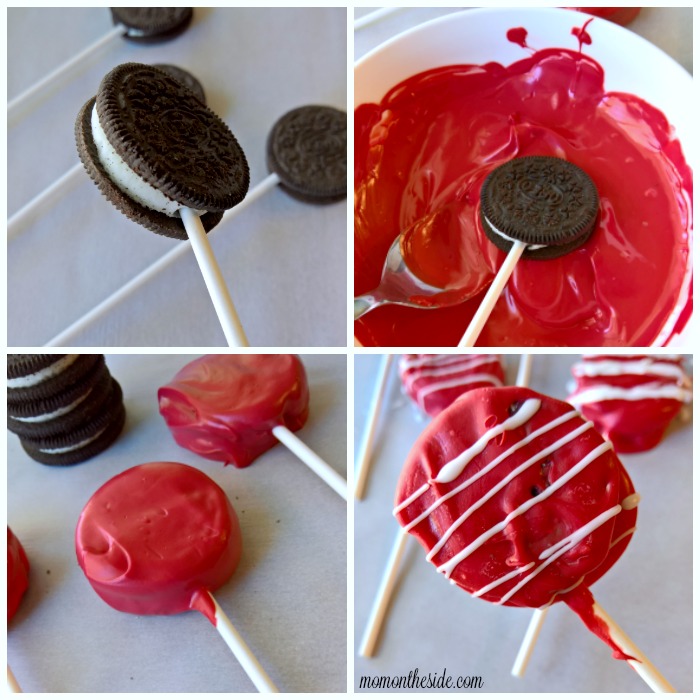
506,27,529,49
355,32,692,347
8,527,30,622
159,354,309,468
75,462,242,618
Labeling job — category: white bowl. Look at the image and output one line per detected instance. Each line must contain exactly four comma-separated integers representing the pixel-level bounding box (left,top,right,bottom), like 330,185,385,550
355,8,694,346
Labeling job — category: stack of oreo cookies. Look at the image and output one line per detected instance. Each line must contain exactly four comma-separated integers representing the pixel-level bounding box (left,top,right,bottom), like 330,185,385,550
7,355,126,466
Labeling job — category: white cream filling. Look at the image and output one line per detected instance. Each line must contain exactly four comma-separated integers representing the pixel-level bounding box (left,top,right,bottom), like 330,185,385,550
39,426,107,455
10,389,92,423
8,355,79,389
485,217,547,250
90,104,205,218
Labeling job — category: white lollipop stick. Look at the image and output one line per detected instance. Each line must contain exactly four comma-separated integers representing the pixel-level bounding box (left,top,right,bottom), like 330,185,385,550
43,174,280,347
355,354,393,500
8,25,124,116
590,601,675,693
354,7,403,30
271,425,347,500
7,665,22,693
359,528,410,657
515,353,532,388
208,592,279,693
180,207,249,347
458,241,526,346
8,162,84,238
511,607,549,677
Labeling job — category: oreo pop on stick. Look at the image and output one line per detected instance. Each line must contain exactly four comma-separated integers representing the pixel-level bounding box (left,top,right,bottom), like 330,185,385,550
358,354,531,657
49,103,346,347
9,64,205,238
76,462,279,692
394,384,673,692
76,63,251,346
8,8,193,116
459,156,598,346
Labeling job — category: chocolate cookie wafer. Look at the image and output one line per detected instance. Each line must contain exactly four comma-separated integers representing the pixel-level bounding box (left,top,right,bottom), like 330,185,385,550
153,64,206,104
266,105,347,204
111,8,193,44
480,156,599,260
19,380,126,466
8,355,103,404
76,63,249,239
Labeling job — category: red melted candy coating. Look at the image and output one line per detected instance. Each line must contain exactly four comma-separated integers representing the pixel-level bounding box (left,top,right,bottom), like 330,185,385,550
355,29,692,347
8,527,30,622
399,354,505,417
159,354,309,468
567,354,691,453
75,462,242,624
395,387,637,657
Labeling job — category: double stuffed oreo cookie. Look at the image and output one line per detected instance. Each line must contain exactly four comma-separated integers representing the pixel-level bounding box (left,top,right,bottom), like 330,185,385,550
7,354,126,466
266,105,347,204
76,63,249,240
110,8,193,44
480,156,599,260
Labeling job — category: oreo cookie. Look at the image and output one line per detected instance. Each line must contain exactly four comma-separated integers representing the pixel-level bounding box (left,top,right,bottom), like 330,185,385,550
153,64,206,104
8,368,112,440
8,355,102,404
480,156,599,260
20,379,126,466
8,355,127,466
266,105,347,204
20,400,126,467
111,8,193,44
76,63,249,240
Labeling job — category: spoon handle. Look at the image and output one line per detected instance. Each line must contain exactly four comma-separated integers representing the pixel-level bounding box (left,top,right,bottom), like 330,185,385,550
354,295,379,320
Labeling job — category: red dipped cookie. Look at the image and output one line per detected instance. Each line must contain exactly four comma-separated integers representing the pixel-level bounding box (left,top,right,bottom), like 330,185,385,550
75,462,241,623
159,355,309,467
8,527,30,621
399,354,505,416
394,386,638,656
567,355,692,453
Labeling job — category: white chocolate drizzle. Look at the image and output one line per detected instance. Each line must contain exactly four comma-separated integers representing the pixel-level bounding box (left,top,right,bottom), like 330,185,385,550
394,409,581,526
431,398,541,484
569,356,691,405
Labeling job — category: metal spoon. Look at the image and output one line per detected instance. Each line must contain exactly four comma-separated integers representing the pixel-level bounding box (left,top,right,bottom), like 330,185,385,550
354,205,495,320
354,232,445,319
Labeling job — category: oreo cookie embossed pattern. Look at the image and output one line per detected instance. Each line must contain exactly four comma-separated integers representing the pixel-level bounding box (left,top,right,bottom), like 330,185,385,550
480,156,599,260
267,105,346,203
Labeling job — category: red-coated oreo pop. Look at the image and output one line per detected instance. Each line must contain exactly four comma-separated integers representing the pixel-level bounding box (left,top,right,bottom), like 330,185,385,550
158,355,309,468
394,386,638,657
399,354,505,417
76,462,241,622
567,355,692,453
8,528,30,621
